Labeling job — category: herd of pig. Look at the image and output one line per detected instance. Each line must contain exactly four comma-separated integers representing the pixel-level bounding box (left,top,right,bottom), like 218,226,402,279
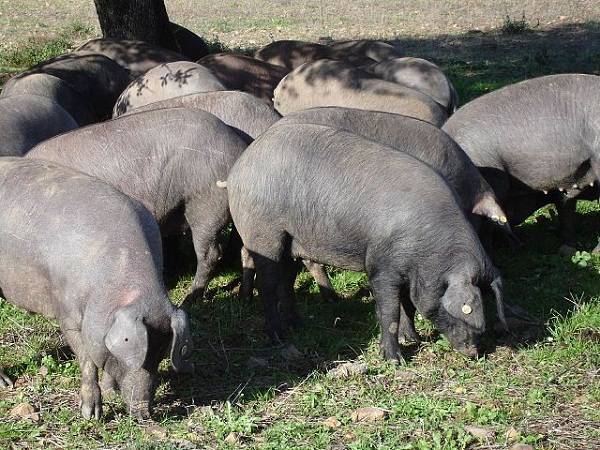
0,34,598,421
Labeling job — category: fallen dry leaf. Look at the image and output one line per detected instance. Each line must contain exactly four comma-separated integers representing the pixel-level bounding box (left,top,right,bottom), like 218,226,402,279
327,362,368,378
506,426,519,442
323,416,342,429
351,406,388,422
509,444,534,450
225,432,240,444
465,425,495,440
10,402,40,422
145,424,167,439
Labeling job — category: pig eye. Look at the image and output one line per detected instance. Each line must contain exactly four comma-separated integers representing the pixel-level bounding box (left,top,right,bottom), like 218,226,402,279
124,338,129,342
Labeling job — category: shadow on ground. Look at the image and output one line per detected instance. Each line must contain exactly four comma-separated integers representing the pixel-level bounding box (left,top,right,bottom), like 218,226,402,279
389,20,600,102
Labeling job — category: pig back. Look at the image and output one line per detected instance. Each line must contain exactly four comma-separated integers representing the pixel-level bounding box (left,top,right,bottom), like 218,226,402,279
0,158,163,318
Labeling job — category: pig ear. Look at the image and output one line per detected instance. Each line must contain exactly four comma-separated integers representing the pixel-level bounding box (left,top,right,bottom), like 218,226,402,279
170,309,194,374
472,195,508,224
490,276,508,332
440,281,485,329
104,308,148,370
472,196,521,246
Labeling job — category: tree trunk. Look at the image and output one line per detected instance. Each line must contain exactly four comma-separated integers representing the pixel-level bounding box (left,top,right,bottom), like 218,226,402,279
94,0,180,52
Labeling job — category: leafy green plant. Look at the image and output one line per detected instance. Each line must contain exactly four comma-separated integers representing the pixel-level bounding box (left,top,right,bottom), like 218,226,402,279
572,250,592,268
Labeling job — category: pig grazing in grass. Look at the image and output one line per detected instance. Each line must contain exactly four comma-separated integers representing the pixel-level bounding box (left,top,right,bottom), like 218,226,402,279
28,108,248,303
443,74,600,253
226,123,509,360
0,158,192,419
273,59,447,127
0,94,78,156
239,107,514,307
277,107,510,231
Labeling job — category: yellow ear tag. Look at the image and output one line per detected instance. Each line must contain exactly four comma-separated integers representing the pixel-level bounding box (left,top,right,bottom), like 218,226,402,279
461,304,473,315
499,216,508,224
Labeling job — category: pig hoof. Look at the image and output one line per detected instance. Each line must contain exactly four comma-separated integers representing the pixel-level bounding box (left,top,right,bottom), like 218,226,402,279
131,404,153,421
99,377,117,399
397,332,421,345
380,344,405,364
80,399,102,420
80,384,102,419
0,370,13,388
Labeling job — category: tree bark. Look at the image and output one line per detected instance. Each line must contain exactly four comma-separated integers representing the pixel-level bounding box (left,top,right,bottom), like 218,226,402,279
94,0,180,52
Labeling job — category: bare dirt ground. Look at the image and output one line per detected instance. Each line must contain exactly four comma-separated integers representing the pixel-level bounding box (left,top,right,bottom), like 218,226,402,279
0,0,599,52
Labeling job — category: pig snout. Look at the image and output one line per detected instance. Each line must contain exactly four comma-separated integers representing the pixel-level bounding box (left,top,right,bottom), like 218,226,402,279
456,344,480,359
119,369,157,421
129,400,153,421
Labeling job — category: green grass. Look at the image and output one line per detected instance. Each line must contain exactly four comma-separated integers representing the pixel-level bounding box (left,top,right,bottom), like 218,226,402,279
0,35,599,450
0,21,93,86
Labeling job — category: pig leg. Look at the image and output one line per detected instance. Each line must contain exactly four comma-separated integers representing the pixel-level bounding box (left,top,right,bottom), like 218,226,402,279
302,260,337,302
100,372,118,397
185,199,230,302
592,158,600,254
0,369,13,388
251,251,291,342
220,226,244,267
397,297,420,344
62,327,102,419
281,259,301,328
370,274,403,363
240,246,256,302
554,195,578,250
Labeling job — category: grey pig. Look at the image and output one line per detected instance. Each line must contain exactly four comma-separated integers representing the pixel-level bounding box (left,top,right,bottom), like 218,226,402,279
273,59,448,127
0,94,78,156
226,123,509,361
117,90,281,142
0,158,192,419
197,53,289,105
443,74,600,253
74,37,188,78
28,108,247,302
2,51,131,120
328,39,403,62
367,57,459,114
237,107,515,308
254,40,376,71
0,73,97,125
113,61,225,116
